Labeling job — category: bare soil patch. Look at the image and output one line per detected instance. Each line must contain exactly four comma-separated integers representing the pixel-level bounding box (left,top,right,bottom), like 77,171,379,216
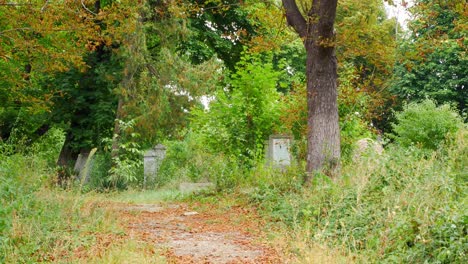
116,202,282,263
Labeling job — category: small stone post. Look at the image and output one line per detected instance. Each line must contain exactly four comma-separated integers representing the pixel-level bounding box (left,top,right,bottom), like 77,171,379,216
74,150,96,184
266,135,293,168
143,144,166,188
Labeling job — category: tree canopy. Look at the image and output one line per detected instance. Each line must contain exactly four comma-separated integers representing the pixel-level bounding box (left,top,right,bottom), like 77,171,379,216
0,0,465,180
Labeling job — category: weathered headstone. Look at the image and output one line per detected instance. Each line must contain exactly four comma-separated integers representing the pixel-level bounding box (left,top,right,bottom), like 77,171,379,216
144,144,166,187
74,148,96,184
353,138,384,160
74,153,89,174
266,135,293,167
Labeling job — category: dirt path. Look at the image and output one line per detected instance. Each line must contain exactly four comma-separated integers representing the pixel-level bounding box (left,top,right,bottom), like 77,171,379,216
115,202,282,263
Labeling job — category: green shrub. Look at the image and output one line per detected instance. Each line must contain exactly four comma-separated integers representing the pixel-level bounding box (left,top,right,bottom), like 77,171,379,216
0,155,44,249
190,52,282,164
340,112,372,162
249,129,467,263
86,152,113,191
0,136,55,248
0,151,120,262
338,62,374,162
156,132,245,190
29,127,66,166
390,100,463,150
101,120,144,189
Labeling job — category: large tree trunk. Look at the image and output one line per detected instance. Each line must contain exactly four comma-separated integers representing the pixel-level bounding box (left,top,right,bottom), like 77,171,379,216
305,41,340,179
282,0,340,182
57,132,80,185
57,132,76,168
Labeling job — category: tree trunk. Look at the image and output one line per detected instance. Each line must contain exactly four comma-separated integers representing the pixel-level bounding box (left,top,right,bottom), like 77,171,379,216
57,133,75,168
282,0,340,182
56,132,79,185
305,41,340,180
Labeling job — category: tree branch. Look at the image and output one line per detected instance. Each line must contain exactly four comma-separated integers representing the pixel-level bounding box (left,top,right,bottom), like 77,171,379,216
81,0,97,15
0,3,32,6
41,0,50,12
316,0,338,40
281,0,307,38
0,27,32,35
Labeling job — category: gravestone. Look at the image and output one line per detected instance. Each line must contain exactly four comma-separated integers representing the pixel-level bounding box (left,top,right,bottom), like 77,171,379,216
74,153,89,174
144,144,166,187
266,135,292,168
353,138,384,160
74,148,96,184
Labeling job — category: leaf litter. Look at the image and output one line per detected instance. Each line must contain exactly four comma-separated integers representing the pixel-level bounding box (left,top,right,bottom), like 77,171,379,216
117,202,283,263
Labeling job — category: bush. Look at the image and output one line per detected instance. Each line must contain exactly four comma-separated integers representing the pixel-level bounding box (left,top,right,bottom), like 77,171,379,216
249,129,467,263
86,152,113,191
390,100,463,150
29,127,66,166
340,112,372,162
1,129,65,243
190,52,282,164
0,154,46,248
156,132,245,190
0,150,120,262
101,120,144,189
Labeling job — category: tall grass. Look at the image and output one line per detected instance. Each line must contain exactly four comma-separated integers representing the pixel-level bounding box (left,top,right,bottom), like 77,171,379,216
0,153,127,263
0,127,135,263
247,129,467,263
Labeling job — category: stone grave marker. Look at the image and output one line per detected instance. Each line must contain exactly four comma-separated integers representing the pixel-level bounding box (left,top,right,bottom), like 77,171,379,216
144,144,166,187
74,148,97,184
266,134,293,168
353,138,384,160
74,152,88,174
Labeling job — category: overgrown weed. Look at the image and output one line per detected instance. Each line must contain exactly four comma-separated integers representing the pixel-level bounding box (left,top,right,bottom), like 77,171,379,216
83,240,166,264
244,129,467,263
0,151,164,263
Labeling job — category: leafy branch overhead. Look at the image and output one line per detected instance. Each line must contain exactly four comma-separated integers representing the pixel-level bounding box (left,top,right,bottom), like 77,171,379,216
1,1,467,262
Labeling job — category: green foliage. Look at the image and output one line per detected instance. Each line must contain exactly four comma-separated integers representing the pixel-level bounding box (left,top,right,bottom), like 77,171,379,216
106,120,144,189
157,132,307,192
390,100,463,150
391,39,467,115
338,62,373,161
127,47,223,146
157,132,243,190
0,143,120,262
340,114,372,161
0,0,138,148
108,154,143,188
191,52,282,163
48,49,123,153
335,0,397,131
280,61,373,162
0,154,45,248
390,0,467,116
248,129,467,263
1,130,64,243
87,152,113,191
176,0,256,69
272,40,307,93
29,127,66,166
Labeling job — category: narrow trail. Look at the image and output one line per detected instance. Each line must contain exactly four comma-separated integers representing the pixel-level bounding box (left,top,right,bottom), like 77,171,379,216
114,202,283,263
